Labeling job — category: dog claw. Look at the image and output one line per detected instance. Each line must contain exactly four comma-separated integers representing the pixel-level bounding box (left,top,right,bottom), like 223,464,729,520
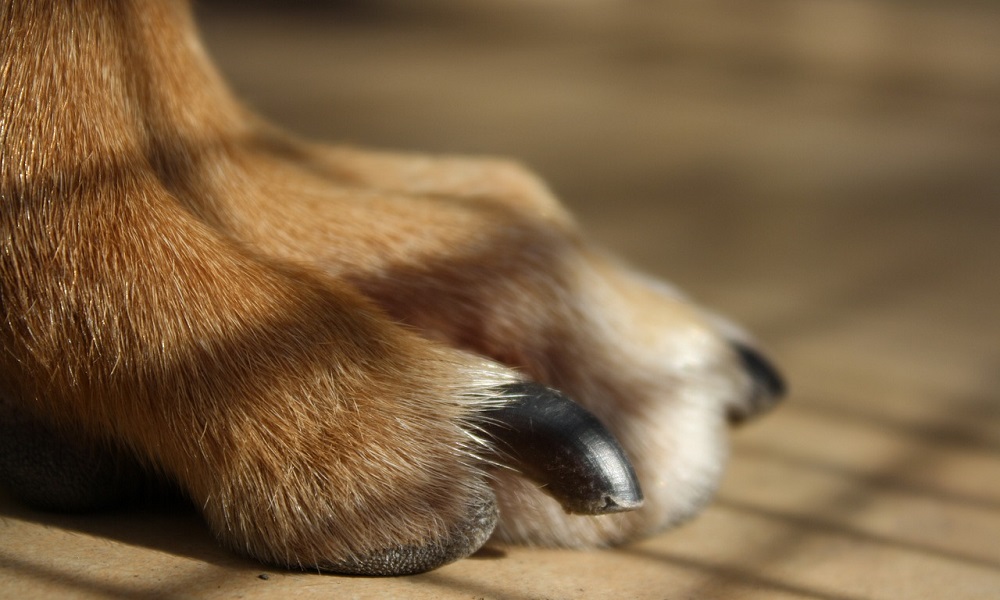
485,383,643,515
729,342,787,423
733,343,786,399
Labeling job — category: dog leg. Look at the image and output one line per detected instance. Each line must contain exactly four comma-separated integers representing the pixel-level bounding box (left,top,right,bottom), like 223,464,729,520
0,0,781,570
1,173,521,573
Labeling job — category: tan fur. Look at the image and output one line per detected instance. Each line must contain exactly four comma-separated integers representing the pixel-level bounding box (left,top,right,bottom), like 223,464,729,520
1,0,780,572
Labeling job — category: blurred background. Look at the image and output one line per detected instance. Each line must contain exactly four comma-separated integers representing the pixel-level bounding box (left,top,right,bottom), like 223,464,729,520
2,1,998,598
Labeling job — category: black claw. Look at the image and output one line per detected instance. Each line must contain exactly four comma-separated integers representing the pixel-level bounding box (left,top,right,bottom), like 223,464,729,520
483,382,643,515
728,342,787,425
732,343,787,399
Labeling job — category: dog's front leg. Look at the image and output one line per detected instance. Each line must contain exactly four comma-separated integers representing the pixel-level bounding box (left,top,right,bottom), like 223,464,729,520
0,0,532,574
8,148,606,574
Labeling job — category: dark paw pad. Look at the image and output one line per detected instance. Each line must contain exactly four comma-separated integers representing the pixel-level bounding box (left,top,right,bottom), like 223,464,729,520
320,492,499,576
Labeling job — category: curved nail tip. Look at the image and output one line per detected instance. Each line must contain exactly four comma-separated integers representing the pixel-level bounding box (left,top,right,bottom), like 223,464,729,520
733,342,787,399
484,382,643,516
580,492,644,515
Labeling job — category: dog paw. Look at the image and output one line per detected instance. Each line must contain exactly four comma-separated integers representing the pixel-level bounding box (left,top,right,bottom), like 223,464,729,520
164,339,641,575
287,149,787,548
308,380,643,575
181,345,511,576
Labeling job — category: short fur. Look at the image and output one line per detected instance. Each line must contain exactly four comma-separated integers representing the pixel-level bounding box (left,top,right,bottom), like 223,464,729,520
0,0,782,574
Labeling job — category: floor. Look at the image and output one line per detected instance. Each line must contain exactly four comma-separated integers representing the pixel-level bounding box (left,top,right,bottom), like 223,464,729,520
2,1,999,598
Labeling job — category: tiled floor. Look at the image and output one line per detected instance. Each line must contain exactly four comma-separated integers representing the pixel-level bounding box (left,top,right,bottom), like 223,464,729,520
2,2,998,598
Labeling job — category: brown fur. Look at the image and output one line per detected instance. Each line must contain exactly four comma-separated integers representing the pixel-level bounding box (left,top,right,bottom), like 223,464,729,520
1,0,781,573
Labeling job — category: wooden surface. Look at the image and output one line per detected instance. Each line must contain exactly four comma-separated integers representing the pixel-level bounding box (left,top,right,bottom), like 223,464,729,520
2,2,999,598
